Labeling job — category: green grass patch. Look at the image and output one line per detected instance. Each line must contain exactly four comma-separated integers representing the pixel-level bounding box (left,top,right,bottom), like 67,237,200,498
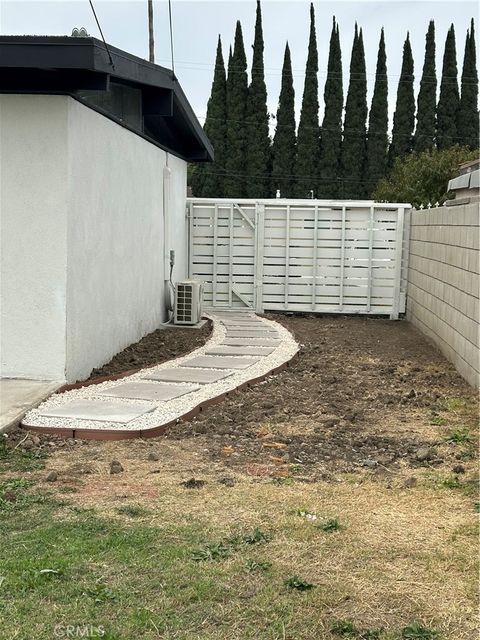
0,435,47,472
0,477,57,514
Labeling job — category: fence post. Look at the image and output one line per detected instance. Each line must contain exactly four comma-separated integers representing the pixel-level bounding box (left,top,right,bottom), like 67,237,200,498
390,206,405,320
255,202,265,313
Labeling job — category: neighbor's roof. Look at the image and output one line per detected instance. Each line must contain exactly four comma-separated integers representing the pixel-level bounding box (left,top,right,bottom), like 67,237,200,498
0,35,213,162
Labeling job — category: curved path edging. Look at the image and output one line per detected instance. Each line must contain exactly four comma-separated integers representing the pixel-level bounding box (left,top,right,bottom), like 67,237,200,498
21,312,299,441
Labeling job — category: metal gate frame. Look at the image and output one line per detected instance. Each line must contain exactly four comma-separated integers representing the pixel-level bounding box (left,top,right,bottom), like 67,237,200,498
188,199,411,319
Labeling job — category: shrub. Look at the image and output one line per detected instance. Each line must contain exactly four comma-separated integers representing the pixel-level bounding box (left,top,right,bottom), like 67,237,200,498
373,145,478,208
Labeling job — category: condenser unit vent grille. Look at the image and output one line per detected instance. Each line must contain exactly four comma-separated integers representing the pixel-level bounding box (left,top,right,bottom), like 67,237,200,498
174,280,203,325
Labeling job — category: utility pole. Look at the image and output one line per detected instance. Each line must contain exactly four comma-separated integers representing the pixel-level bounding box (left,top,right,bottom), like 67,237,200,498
148,0,155,62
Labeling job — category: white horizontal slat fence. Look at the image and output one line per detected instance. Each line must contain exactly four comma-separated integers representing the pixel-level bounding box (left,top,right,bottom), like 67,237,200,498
188,199,411,318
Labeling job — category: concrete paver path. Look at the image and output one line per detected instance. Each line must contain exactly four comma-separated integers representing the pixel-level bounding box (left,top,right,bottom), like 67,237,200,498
21,311,298,440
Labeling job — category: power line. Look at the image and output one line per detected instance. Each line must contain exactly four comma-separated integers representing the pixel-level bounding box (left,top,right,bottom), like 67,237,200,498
192,167,388,185
168,0,175,78
88,0,115,70
151,57,477,83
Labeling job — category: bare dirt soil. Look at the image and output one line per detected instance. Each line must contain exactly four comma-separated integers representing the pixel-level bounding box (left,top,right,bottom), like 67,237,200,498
164,314,478,479
86,321,211,380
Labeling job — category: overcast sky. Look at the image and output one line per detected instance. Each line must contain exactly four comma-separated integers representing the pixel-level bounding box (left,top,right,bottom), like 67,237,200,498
2,0,477,132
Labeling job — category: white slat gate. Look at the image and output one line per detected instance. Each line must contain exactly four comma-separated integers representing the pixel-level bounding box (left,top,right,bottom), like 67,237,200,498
188,199,411,319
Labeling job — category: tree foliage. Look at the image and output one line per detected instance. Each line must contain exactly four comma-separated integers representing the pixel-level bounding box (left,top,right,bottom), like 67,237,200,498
373,146,477,208
437,25,460,150
225,22,248,197
317,17,343,199
271,43,296,197
340,24,368,199
458,19,479,149
191,36,227,197
388,34,415,168
245,1,271,197
295,3,319,197
414,21,436,152
365,28,388,196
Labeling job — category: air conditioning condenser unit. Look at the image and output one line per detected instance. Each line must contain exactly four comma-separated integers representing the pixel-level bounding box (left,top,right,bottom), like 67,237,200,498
174,280,204,325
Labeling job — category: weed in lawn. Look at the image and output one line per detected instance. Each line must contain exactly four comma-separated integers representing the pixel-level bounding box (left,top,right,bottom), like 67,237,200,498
83,581,116,604
245,559,272,573
330,620,357,636
191,541,234,562
443,429,472,444
441,476,462,489
20,568,65,592
115,504,151,518
289,463,303,474
316,517,343,532
474,502,480,513
241,528,272,545
193,529,272,561
330,621,384,639
401,623,439,639
284,575,315,591
292,507,317,521
438,397,468,413
429,415,447,426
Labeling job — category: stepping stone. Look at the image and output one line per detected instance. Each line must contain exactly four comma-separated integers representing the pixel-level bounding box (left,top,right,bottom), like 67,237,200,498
37,399,156,424
97,381,199,402
182,355,260,370
223,338,280,347
143,368,233,385
206,345,275,356
217,313,258,318
226,329,278,338
220,321,264,327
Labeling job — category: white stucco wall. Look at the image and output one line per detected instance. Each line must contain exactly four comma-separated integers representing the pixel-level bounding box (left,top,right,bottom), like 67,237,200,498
0,95,68,381
165,151,189,290
1,94,189,383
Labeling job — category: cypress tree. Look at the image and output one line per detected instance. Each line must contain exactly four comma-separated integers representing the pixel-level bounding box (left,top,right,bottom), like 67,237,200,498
224,21,248,197
245,1,271,198
365,28,388,196
340,24,368,199
436,24,460,150
295,3,319,197
414,21,436,152
458,19,479,149
191,36,227,197
317,17,343,199
388,33,415,169
271,42,296,197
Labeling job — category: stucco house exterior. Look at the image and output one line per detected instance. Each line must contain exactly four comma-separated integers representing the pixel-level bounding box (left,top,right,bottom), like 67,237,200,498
0,35,213,384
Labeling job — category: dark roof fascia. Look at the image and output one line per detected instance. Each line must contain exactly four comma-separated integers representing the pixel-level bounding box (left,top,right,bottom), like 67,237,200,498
0,35,213,161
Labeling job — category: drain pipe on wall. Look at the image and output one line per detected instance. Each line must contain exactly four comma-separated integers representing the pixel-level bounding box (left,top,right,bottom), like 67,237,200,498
162,154,175,324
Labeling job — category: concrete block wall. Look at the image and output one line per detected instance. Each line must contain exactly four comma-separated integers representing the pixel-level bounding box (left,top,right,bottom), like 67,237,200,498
407,203,479,387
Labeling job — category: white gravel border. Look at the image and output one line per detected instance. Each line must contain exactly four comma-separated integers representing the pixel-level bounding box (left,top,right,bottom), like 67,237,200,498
22,313,299,433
